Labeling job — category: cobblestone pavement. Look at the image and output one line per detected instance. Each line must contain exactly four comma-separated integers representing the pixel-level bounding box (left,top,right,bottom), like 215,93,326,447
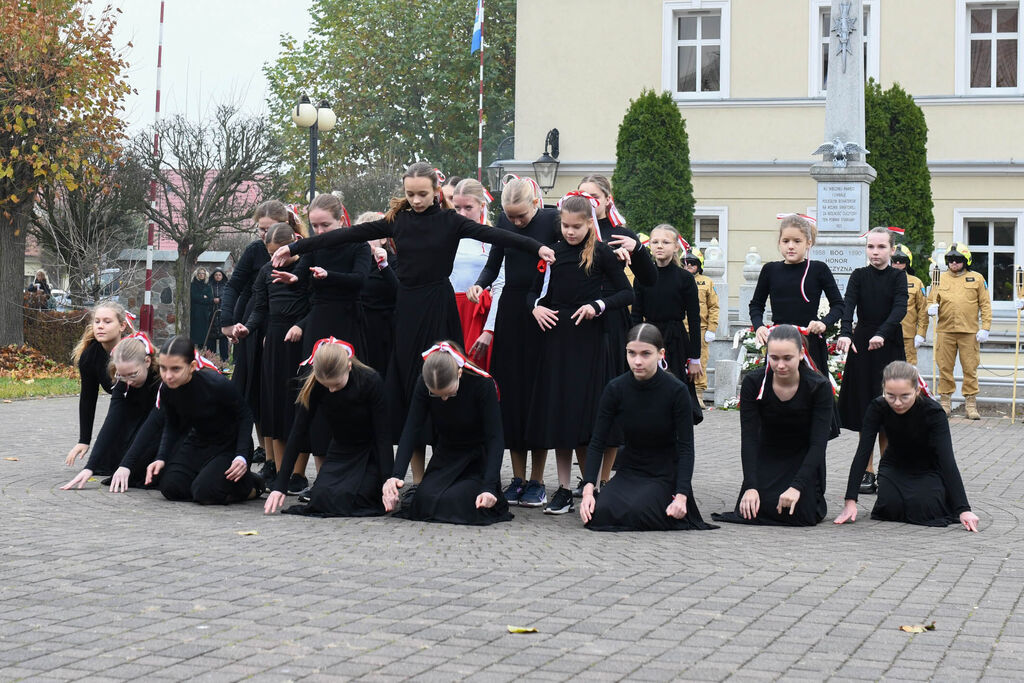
1,395,1022,682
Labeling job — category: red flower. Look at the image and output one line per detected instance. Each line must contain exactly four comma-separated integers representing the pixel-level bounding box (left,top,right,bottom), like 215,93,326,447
537,259,547,273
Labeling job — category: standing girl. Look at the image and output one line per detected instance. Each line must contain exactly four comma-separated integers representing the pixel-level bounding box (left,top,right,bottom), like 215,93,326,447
383,342,511,525
264,339,391,517
836,227,908,494
713,325,832,526
579,324,716,532
145,336,263,505
469,176,560,508
234,224,310,493
526,192,634,515
358,211,398,377
65,301,130,467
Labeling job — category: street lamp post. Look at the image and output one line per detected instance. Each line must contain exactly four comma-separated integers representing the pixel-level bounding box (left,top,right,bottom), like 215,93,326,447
533,128,560,192
291,95,336,201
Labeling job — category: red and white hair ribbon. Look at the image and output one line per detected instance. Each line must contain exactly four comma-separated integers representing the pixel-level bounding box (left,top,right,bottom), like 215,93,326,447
756,349,826,400
917,374,932,398
122,331,154,355
299,336,355,367
858,226,905,238
501,173,542,197
194,350,217,370
607,197,627,227
287,204,302,222
679,236,691,252
776,213,817,224
483,187,494,203
421,342,492,379
434,168,447,184
557,190,603,241
125,311,137,331
342,206,352,227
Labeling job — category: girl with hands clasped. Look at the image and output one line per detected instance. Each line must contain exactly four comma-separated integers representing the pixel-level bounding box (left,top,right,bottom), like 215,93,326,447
525,192,635,515
713,325,832,526
836,227,909,495
579,324,717,532
382,342,512,525
264,338,391,517
834,361,980,532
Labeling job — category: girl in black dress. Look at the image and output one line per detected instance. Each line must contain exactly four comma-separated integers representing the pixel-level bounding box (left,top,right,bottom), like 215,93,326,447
144,336,263,505
264,339,392,517
358,211,398,377
713,325,832,526
750,214,844,377
60,333,160,490
526,192,635,516
578,174,659,487
469,176,560,508
835,361,980,531
580,324,716,532
270,162,554,487
233,224,310,493
382,342,512,526
65,301,130,468
836,227,909,495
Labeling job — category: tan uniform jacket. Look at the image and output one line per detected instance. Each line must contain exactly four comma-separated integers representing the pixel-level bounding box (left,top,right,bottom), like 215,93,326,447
927,269,992,334
694,273,719,331
901,274,929,340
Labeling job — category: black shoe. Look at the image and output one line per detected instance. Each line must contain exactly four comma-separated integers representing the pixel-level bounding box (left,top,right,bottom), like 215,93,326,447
571,477,585,498
286,473,309,496
100,477,113,486
252,446,267,464
258,460,277,483
400,483,418,508
544,486,574,515
859,471,877,494
249,472,266,499
297,488,312,504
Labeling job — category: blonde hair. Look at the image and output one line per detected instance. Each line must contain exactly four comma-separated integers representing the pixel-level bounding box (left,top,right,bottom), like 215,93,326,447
72,300,127,363
265,222,296,247
558,194,598,274
578,174,612,199
356,211,384,224
108,336,155,381
385,162,451,222
882,360,921,391
650,223,683,266
779,215,817,244
35,269,48,281
501,176,542,211
192,267,209,281
422,344,462,392
253,200,308,238
309,192,346,222
296,343,369,408
453,178,491,225
868,226,896,247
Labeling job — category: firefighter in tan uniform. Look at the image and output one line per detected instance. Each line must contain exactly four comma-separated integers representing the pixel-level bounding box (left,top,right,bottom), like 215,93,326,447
927,243,992,419
682,248,719,408
890,245,929,365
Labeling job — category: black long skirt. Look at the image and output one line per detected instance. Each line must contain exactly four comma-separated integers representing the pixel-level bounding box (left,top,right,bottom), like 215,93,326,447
259,317,305,440
838,324,905,431
654,320,703,426
586,471,718,532
604,307,630,376
283,445,386,518
395,444,512,525
386,280,462,443
870,460,960,527
525,311,608,449
234,326,264,425
363,309,394,379
712,446,827,527
489,285,542,450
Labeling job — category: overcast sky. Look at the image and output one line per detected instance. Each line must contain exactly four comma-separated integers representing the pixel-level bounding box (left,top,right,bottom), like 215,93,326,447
106,1,313,131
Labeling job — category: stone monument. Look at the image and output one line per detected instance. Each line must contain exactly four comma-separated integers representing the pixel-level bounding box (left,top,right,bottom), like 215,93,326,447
701,238,730,338
810,0,875,293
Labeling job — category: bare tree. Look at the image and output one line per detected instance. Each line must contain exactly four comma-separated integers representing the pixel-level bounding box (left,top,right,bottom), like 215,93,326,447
131,105,285,337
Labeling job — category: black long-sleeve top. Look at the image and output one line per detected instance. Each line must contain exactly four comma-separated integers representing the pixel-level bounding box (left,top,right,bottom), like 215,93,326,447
118,408,166,470
845,396,971,511
631,263,703,361
154,369,253,463
739,366,833,494
529,241,635,312
83,371,161,471
77,341,116,444
749,260,844,330
298,241,371,307
243,260,310,330
274,367,392,494
475,208,561,290
585,369,696,497
840,265,909,341
289,205,543,287
362,252,399,312
393,372,503,495
220,239,270,327
597,217,658,292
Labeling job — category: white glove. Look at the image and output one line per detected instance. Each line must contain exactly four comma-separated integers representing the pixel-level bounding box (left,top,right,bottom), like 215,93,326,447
1017,299,1024,310
976,329,989,343
704,331,716,343
927,304,938,316
914,335,924,348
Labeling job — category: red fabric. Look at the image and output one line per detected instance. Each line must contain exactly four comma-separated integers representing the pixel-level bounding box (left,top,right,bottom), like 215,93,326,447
455,290,493,370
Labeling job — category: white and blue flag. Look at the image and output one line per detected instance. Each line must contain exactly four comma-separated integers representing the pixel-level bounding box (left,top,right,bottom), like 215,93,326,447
471,0,484,53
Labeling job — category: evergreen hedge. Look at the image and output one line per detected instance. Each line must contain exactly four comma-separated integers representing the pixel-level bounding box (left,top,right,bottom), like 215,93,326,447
611,90,695,239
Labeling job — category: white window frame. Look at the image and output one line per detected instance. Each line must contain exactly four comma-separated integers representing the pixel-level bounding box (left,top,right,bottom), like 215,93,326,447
693,206,728,274
953,207,1024,312
662,0,731,100
808,0,880,97
955,0,1024,95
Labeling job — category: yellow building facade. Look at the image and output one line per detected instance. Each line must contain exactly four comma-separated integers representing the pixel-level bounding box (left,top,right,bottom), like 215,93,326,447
506,0,1024,312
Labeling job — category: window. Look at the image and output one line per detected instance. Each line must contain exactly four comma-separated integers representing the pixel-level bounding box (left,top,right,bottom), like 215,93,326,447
662,1,731,99
954,208,1024,310
956,1,1023,94
809,0,879,97
693,207,728,271
694,216,719,244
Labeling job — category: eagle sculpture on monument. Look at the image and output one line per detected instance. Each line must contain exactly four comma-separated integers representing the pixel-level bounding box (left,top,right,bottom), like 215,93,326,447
813,137,869,168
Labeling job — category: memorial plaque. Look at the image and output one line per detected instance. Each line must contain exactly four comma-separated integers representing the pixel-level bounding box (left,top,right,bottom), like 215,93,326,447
818,244,864,275
817,182,862,232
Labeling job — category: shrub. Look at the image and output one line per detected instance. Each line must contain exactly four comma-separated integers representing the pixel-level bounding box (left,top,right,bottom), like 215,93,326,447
22,298,90,363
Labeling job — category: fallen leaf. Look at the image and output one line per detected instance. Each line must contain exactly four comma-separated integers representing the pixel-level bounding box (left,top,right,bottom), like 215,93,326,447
236,530,259,536
899,621,936,633
507,625,538,634
3,457,18,461
2,400,11,403
87,477,96,482
22,378,34,384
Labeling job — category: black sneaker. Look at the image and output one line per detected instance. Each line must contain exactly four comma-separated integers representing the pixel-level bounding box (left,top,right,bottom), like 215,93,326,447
249,472,266,500
571,477,585,498
252,446,267,464
859,471,877,494
258,460,277,483
286,473,309,496
544,486,574,515
297,489,312,504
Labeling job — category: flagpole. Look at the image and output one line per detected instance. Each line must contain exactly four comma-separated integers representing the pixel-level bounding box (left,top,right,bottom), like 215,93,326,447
141,0,166,335
477,0,485,182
